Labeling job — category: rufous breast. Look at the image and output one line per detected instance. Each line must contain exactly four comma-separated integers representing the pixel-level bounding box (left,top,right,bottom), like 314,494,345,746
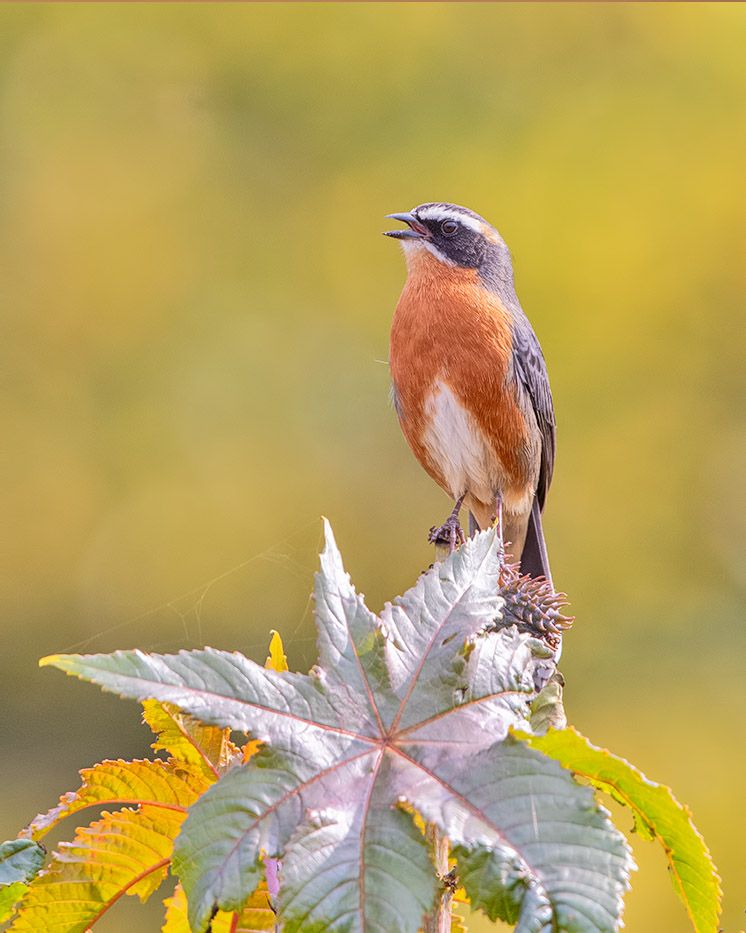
390,246,539,516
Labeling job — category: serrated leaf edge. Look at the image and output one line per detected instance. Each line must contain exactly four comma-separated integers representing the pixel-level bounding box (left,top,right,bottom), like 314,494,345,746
518,726,722,933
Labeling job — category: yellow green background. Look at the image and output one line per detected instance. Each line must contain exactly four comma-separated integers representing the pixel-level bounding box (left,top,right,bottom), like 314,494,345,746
1,4,744,931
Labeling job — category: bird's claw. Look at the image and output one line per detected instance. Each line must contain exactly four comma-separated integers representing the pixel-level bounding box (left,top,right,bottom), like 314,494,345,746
428,518,466,552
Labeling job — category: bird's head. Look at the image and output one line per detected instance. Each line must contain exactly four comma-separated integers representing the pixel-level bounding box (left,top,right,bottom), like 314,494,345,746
384,202,508,273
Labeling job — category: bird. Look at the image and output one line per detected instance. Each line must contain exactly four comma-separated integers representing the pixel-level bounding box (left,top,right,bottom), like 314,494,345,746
385,202,555,584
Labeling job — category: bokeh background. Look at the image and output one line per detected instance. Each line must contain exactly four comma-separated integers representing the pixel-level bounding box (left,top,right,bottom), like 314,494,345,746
1,4,744,931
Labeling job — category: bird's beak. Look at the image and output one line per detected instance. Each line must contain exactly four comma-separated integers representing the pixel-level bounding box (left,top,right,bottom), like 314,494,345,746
383,212,429,239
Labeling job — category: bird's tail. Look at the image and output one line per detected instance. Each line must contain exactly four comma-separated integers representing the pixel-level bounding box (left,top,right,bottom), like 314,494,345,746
519,497,552,588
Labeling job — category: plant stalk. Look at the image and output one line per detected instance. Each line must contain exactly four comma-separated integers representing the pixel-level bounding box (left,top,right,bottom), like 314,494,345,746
423,823,453,933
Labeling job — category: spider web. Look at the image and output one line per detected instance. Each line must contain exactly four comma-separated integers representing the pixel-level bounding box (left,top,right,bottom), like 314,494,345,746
60,516,324,664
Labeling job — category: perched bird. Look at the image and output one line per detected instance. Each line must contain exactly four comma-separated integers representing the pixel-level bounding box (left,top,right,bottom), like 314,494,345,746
385,202,555,583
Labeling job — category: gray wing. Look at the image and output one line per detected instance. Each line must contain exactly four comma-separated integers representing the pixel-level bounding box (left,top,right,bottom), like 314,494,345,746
511,313,556,510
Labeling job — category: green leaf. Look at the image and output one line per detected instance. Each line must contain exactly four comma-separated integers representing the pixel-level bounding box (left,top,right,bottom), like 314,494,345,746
529,672,567,733
43,523,633,933
418,737,632,932
521,726,722,933
278,765,437,933
0,840,45,887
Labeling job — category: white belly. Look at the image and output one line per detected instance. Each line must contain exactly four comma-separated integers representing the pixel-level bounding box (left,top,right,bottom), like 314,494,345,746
421,381,500,505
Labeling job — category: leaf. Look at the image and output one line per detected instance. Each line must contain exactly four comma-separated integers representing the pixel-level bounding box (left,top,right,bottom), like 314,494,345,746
450,902,469,933
11,754,210,930
11,634,283,930
418,736,632,932
265,630,288,672
143,699,241,778
22,758,209,841
43,523,633,933
0,883,27,923
521,726,722,933
529,672,567,733
162,883,193,932
240,628,288,764
163,881,275,932
0,840,45,886
7,807,184,932
0,840,45,923
278,779,436,933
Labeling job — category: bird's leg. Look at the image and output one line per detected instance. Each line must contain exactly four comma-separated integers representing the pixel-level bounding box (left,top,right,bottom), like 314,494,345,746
428,494,467,553
494,493,508,581
494,494,504,549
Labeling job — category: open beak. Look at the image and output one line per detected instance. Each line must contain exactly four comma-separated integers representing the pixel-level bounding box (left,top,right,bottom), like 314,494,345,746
384,212,429,240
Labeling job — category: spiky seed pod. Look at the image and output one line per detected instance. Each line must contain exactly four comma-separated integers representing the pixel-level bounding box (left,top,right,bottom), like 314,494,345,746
491,561,574,650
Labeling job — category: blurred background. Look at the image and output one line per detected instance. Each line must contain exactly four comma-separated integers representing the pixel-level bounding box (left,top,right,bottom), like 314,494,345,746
1,4,744,931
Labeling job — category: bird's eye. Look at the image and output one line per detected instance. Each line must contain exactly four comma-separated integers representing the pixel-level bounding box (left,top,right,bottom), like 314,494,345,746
441,220,458,236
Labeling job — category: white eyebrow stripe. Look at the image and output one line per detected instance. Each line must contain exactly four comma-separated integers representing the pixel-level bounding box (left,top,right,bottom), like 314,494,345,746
415,206,484,233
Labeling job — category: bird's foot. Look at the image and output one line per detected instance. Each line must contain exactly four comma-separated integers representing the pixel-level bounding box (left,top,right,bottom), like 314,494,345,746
428,516,466,552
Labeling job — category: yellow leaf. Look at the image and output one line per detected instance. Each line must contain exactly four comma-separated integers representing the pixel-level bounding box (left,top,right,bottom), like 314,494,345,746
9,807,184,932
23,758,210,841
242,739,262,764
265,630,288,672
143,700,241,778
240,631,288,762
163,881,276,932
230,890,276,933
451,901,469,933
162,882,190,932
